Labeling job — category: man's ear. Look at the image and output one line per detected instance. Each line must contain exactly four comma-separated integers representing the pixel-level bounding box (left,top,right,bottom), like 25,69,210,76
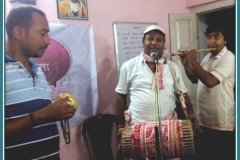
12,26,24,40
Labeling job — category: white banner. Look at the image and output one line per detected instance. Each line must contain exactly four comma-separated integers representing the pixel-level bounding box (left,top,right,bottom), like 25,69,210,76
32,23,98,125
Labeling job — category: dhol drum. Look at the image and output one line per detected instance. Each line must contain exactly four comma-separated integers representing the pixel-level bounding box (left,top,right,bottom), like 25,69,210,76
121,120,195,159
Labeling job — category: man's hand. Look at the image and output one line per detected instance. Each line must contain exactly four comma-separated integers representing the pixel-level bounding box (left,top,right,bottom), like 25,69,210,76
188,112,202,132
34,97,76,124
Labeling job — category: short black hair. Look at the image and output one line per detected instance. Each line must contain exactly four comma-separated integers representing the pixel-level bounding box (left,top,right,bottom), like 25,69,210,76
6,6,46,39
205,25,228,41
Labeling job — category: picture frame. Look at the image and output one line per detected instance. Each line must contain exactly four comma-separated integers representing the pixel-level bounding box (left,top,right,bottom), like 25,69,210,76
57,0,88,20
9,0,36,5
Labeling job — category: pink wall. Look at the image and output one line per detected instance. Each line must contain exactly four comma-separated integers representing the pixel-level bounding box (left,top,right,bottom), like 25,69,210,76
6,0,190,113
185,0,219,8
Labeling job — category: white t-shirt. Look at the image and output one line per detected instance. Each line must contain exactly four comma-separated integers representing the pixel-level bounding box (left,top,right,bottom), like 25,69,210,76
196,47,235,131
115,54,187,124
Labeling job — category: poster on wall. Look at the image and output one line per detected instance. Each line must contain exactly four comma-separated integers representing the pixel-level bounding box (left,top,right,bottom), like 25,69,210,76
9,0,36,4
57,0,88,20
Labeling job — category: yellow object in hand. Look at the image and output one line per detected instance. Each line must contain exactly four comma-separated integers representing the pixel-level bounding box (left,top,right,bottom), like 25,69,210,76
59,93,78,108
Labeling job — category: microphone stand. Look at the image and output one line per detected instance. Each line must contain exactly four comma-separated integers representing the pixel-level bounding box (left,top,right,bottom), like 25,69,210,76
153,60,163,160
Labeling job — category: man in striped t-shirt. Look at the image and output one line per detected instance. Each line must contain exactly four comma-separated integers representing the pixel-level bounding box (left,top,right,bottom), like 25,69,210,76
5,7,76,160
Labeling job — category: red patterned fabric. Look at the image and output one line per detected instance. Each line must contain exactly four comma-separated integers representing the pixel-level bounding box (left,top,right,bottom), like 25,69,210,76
141,52,165,90
121,120,194,159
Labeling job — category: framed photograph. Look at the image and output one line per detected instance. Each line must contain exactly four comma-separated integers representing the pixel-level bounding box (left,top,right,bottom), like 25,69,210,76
57,0,88,20
9,0,36,5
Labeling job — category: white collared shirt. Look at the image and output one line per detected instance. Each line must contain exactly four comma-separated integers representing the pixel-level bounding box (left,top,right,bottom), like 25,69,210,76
115,53,187,124
197,47,235,131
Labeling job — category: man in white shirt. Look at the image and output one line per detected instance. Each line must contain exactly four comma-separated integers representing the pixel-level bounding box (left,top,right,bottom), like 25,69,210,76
115,25,198,160
180,25,235,160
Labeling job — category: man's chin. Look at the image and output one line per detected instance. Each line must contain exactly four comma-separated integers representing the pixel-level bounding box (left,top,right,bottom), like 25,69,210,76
211,50,220,55
32,53,44,58
149,50,158,54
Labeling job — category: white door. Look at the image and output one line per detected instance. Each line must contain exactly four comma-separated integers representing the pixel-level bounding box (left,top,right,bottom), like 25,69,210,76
169,13,198,53
169,13,198,108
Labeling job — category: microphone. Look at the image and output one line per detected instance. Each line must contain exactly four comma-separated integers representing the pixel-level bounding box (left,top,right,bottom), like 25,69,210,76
150,52,158,63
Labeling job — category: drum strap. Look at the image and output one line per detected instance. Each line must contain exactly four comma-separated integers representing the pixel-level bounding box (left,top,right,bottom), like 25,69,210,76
168,63,188,119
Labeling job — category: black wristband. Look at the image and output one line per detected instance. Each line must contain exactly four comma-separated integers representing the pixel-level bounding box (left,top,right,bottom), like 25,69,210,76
29,113,37,127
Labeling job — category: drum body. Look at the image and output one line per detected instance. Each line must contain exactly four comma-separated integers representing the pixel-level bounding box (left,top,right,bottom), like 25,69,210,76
121,120,195,159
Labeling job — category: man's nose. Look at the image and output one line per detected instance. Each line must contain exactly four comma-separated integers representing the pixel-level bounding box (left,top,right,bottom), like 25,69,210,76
208,37,216,44
151,39,158,45
45,35,51,45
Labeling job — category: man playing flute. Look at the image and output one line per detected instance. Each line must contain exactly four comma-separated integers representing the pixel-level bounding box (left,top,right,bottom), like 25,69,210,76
180,25,235,160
